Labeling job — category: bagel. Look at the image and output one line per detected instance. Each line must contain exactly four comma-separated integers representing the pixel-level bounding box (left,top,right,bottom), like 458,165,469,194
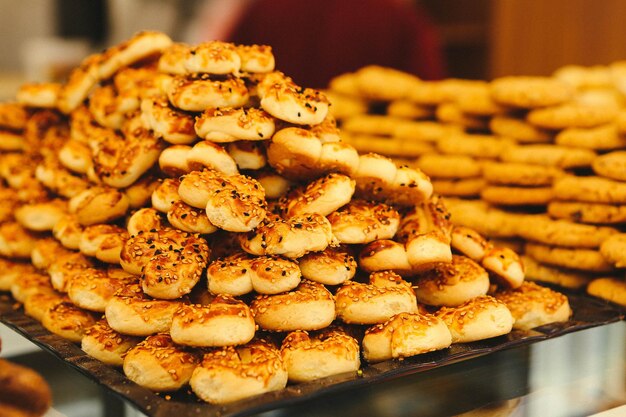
359,196,452,275
495,282,571,330
280,327,360,382
0,259,36,291
353,153,433,206
237,44,275,73
226,141,267,170
178,169,267,232
328,199,400,244
186,140,239,175
170,295,256,347
267,127,359,180
158,144,192,176
450,226,491,262
123,333,199,391
48,252,94,292
167,200,218,235
362,312,452,362
0,222,39,259
89,85,138,130
98,31,173,79
105,283,184,336
120,228,210,298
16,82,61,109
67,267,136,312
140,97,197,144
335,271,418,325
31,237,73,270
239,213,334,259
250,280,335,331
167,74,249,112
81,319,142,366
194,107,275,142
93,114,164,188
282,173,355,218
24,289,67,322
68,186,130,226
482,247,525,289
126,208,166,236
260,78,329,125
190,339,287,404
158,43,191,75
413,255,490,307
41,301,97,342
297,246,357,285
435,295,514,343
58,53,102,114
183,41,241,75
206,252,301,296
10,271,53,303
151,178,182,212
58,139,93,175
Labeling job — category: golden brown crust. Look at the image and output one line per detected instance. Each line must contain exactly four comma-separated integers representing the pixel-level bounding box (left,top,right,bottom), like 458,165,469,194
123,333,199,391
167,200,218,235
236,44,275,73
280,327,360,382
41,301,97,342
31,237,73,270
170,295,255,347
495,282,571,330
98,31,173,79
250,280,335,331
67,267,136,312
183,41,241,75
16,82,61,109
10,271,53,303
48,251,94,292
69,186,130,226
141,97,197,145
298,246,357,285
328,199,400,244
126,208,165,236
260,77,329,125
151,178,181,212
190,339,287,404
0,222,39,259
282,173,355,218
82,319,142,366
24,290,67,322
167,74,249,112
195,107,275,143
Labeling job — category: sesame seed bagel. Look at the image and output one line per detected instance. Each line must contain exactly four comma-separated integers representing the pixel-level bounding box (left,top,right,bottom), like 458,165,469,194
335,271,418,325
413,255,490,307
123,333,200,392
105,283,184,336
266,127,359,180
495,282,571,330
42,302,96,343
250,280,335,331
48,252,94,292
141,97,197,145
195,107,276,143
190,339,287,404
81,319,142,366
298,246,357,286
151,178,181,212
126,208,165,236
79,224,127,257
89,85,139,130
450,226,491,262
167,200,218,235
67,267,136,312
260,78,329,125
353,153,433,206
24,289,66,322
186,141,239,175
207,252,301,296
237,44,275,73
167,74,249,112
362,312,452,362
435,295,514,343
282,173,355,218
280,327,360,382
328,199,400,244
183,41,241,75
31,237,73,270
239,213,334,259
170,295,255,347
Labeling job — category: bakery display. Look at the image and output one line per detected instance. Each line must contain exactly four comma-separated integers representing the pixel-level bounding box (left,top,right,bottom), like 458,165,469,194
0,30,601,411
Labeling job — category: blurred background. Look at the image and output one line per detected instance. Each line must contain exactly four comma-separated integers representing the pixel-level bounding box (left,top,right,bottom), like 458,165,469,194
3,0,626,96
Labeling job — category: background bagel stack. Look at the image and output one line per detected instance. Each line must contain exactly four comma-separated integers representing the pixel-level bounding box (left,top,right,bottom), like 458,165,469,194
0,31,576,406
328,64,626,299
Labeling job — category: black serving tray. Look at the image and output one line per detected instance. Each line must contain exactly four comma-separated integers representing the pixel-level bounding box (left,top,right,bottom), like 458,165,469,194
0,292,623,417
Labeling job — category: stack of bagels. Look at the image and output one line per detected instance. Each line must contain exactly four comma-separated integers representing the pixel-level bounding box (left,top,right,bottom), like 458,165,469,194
328,63,626,306
0,32,572,405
